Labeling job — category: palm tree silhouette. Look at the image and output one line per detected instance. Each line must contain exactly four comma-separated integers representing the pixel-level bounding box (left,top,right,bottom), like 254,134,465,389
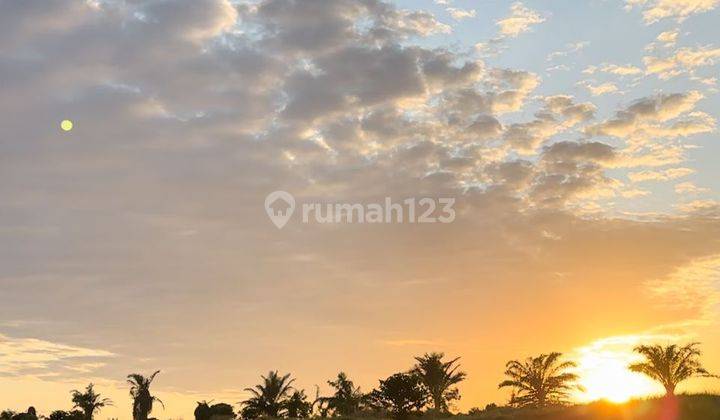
629,342,716,396
70,384,113,420
321,372,364,416
127,371,164,420
498,352,582,408
411,352,466,413
241,371,295,418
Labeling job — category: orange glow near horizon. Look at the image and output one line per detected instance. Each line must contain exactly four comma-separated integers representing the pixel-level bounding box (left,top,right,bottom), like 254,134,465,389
573,337,664,403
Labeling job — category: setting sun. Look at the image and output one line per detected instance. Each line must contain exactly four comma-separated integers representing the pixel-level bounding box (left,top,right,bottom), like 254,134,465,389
575,337,663,403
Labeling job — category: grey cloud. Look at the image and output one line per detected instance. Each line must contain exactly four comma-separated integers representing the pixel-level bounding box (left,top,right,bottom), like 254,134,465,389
467,115,502,139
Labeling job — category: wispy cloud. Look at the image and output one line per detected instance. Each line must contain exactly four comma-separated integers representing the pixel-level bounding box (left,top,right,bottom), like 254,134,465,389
0,333,114,378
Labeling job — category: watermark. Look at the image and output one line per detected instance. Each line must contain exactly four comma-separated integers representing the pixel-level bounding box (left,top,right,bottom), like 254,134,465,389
265,191,455,229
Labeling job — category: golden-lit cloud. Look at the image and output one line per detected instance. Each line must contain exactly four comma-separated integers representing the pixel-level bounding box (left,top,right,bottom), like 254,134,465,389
626,0,720,24
644,46,720,79
496,2,545,37
628,167,695,182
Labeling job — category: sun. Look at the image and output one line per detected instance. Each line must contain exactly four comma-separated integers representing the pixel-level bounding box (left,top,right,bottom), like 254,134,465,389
574,340,662,403
60,119,74,131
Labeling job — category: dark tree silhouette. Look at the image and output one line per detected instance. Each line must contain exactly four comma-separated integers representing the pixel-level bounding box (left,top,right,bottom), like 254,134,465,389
366,373,428,419
194,401,212,420
47,411,84,420
127,371,164,420
285,391,312,418
629,342,716,396
195,402,235,420
320,372,364,416
71,383,113,420
412,353,466,412
241,371,295,419
1,410,16,420
498,352,581,408
10,408,36,420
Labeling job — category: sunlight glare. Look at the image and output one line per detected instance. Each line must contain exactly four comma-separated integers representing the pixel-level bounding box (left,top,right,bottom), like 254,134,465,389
574,337,663,403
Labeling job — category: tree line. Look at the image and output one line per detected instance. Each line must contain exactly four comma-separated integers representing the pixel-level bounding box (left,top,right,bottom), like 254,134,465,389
1,343,715,420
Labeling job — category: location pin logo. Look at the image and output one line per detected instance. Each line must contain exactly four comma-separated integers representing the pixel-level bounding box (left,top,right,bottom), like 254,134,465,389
265,191,295,229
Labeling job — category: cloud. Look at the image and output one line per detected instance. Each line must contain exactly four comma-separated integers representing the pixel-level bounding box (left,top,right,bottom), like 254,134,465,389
644,45,720,79
628,167,695,182
625,0,720,24
657,29,679,46
675,199,720,215
675,181,709,194
501,95,595,154
447,7,476,20
0,333,114,378
580,81,620,96
582,63,644,76
646,255,720,318
546,41,589,61
496,2,546,37
586,91,705,138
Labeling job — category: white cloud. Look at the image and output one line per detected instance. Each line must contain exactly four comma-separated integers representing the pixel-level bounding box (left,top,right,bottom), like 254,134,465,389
447,7,476,20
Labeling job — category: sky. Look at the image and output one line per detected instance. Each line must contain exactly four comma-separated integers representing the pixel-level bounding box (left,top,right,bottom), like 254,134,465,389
1,0,720,418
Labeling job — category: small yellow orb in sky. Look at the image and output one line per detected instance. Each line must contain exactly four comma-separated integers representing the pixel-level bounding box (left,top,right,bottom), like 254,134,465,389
60,119,74,131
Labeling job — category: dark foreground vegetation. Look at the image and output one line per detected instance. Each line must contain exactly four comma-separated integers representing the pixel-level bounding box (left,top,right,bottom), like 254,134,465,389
1,344,716,420
459,394,720,420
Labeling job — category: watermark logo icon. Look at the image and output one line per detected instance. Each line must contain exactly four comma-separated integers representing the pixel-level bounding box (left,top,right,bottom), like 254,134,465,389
265,191,295,229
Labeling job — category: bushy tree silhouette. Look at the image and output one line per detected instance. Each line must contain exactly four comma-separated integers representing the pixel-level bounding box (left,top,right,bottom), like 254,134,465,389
285,391,312,418
498,352,581,408
71,384,112,420
127,371,164,420
47,411,84,420
194,401,235,420
412,353,466,412
367,373,428,419
629,342,716,396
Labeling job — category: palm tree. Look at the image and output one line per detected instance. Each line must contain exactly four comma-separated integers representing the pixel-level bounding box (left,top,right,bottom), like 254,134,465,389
629,342,716,396
321,372,364,416
498,352,581,408
71,383,113,420
241,370,295,418
411,352,466,412
127,370,164,420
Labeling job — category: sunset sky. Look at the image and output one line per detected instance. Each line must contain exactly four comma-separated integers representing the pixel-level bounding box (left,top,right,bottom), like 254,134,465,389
1,0,720,418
